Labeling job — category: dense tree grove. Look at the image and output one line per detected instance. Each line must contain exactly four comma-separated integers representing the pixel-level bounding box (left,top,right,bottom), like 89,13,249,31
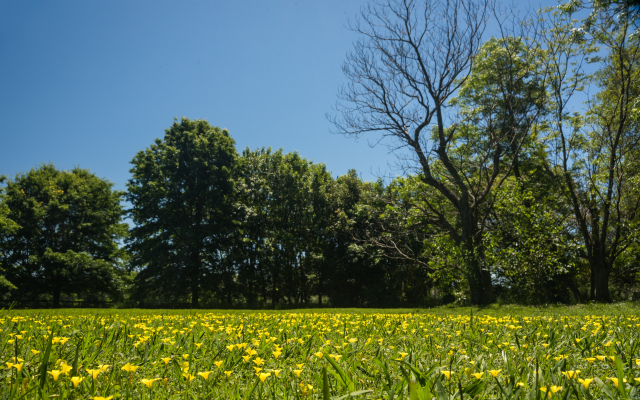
1,0,640,307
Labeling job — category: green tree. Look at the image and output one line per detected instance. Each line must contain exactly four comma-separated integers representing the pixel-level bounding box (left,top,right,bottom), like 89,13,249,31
127,118,238,307
484,179,582,303
0,176,19,292
544,7,640,301
331,0,549,304
0,165,128,306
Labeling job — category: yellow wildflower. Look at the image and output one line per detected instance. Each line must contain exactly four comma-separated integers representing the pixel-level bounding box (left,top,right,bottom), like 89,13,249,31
121,363,139,373
578,378,593,389
259,372,271,382
86,368,101,379
70,376,83,388
197,371,212,380
140,378,159,388
48,370,62,381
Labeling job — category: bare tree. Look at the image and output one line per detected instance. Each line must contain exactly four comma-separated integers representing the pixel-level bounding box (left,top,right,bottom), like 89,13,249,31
330,0,548,305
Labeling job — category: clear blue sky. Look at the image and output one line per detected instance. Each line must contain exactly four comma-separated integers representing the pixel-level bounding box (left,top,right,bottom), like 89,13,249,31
0,0,561,193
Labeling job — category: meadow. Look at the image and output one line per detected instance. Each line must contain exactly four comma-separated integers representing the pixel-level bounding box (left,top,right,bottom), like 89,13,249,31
1,304,640,399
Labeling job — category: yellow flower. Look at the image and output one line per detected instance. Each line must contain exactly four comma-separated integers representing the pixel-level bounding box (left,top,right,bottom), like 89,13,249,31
86,368,101,379
542,344,549,348
140,378,159,388
442,371,454,379
273,369,282,377
224,371,233,378
12,363,23,372
30,349,40,356
551,386,562,393
272,350,282,359
586,358,596,363
253,357,265,367
596,356,606,361
608,377,619,388
48,370,62,381
472,372,484,379
182,373,195,382
214,360,224,368
121,363,139,373
226,344,235,351
259,372,271,383
161,357,171,365
578,378,593,389
70,376,83,388
242,355,252,362
245,348,257,356
489,369,501,377
293,369,302,377
197,371,213,380
398,352,408,360
253,367,263,374
296,363,304,369
314,352,323,358
60,362,72,375
540,386,562,398
98,364,111,372
561,370,580,379
92,397,114,400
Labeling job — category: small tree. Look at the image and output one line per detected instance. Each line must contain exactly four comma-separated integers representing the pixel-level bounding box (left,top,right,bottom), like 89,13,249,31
0,165,128,306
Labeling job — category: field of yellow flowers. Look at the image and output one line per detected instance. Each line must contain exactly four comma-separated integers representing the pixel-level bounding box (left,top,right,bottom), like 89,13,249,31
1,306,640,399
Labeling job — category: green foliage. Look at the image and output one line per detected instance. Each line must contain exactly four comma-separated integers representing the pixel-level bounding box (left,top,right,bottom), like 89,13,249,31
0,176,19,291
485,180,581,304
127,118,238,307
0,164,128,304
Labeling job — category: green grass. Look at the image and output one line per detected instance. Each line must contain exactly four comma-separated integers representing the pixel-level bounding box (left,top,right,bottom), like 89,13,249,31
1,304,639,399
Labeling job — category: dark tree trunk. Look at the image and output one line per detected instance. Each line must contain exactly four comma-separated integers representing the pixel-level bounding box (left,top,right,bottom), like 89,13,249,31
592,260,611,302
53,290,61,308
191,250,201,308
460,203,494,305
464,250,494,306
590,266,595,301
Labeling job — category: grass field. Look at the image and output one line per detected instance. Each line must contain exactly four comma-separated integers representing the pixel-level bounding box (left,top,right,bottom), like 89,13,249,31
1,303,640,399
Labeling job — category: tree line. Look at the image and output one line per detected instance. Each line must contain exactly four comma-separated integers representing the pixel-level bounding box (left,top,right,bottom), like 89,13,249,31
1,0,640,307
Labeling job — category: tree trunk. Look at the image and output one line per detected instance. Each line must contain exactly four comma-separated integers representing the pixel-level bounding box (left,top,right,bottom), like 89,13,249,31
592,260,611,302
464,256,494,305
590,266,595,301
460,200,494,305
53,289,61,308
192,283,200,308
191,250,201,308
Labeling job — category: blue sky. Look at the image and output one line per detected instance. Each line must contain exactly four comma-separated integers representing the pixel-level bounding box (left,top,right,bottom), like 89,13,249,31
0,0,561,193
